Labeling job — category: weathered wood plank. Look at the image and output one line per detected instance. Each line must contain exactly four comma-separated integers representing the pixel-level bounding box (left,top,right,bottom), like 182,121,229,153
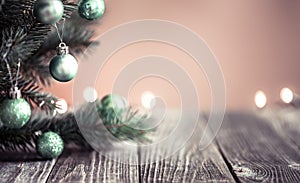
0,152,56,183
138,113,234,183
46,149,139,183
217,112,300,182
256,108,300,177
258,108,300,149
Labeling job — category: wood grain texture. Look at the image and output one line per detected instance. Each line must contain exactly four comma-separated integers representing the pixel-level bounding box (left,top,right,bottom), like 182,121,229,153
258,108,300,149
138,113,234,183
46,149,139,183
3,111,300,182
217,112,300,183
0,152,56,183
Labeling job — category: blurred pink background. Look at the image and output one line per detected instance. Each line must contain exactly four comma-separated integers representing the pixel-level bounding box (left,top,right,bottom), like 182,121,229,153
47,0,300,110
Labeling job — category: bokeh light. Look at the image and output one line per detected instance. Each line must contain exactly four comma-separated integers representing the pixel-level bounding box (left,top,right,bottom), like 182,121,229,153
83,87,98,102
255,90,267,109
141,91,156,109
280,87,294,104
56,99,68,114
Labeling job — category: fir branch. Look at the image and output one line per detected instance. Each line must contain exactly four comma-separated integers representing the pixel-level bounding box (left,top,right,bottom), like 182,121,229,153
22,13,97,86
0,25,50,65
18,76,58,112
0,0,35,29
0,1,97,86
98,107,151,143
0,65,57,113
0,101,151,152
0,1,77,64
0,0,76,29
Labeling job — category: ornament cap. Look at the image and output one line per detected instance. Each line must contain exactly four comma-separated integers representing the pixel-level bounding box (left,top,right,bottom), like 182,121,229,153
57,42,69,55
9,87,21,99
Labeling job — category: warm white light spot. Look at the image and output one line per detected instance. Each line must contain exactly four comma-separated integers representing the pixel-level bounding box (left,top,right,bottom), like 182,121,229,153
83,87,98,102
255,90,267,109
280,88,294,104
56,99,68,114
141,91,156,109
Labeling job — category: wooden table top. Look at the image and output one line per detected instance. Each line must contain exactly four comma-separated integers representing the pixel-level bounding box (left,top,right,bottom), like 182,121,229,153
0,109,300,183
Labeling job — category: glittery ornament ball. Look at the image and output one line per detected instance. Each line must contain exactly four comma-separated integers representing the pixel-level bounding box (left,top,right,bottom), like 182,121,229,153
0,98,31,129
49,53,78,82
37,132,64,159
33,0,64,24
78,0,105,20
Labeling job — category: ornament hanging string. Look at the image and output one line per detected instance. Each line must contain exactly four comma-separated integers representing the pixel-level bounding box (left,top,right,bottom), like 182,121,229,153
53,18,66,43
49,18,78,83
14,59,21,88
2,47,14,88
3,58,13,89
0,55,31,128
1,39,22,99
53,18,69,55
3,58,22,98
2,49,21,91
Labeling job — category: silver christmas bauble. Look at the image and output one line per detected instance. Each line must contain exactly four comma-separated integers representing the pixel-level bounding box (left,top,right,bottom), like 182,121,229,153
33,0,64,24
49,53,78,82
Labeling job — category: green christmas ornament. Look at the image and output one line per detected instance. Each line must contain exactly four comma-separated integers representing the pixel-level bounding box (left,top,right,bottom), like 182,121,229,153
37,131,64,159
49,43,78,82
78,0,105,20
0,98,31,129
100,94,128,115
33,0,64,24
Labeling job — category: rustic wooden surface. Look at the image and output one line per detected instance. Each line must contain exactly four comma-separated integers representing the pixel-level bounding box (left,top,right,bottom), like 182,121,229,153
0,152,56,183
217,112,300,183
1,110,300,183
138,114,234,183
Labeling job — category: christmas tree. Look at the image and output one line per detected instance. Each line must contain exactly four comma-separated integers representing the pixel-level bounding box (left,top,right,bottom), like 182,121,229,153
0,0,149,159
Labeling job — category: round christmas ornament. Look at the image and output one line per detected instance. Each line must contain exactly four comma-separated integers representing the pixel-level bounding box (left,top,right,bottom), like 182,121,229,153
37,131,64,159
0,87,31,129
0,59,31,129
100,94,128,115
78,0,105,20
33,0,64,24
49,42,78,82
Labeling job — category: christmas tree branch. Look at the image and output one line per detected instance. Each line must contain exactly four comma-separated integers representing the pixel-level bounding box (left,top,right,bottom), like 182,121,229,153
0,0,143,158
0,101,151,152
0,1,77,61
0,1,35,29
0,0,76,28
0,1,81,86
22,14,97,86
0,64,57,113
